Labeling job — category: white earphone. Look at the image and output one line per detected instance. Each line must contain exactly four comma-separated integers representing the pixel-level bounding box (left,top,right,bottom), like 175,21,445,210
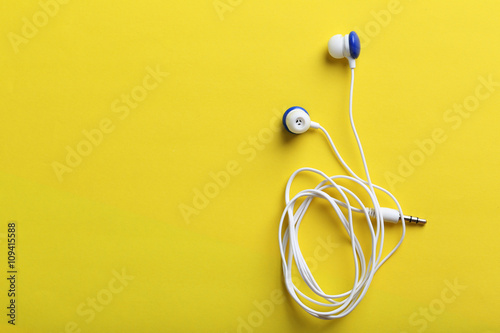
283,106,319,134
279,31,425,320
328,31,361,68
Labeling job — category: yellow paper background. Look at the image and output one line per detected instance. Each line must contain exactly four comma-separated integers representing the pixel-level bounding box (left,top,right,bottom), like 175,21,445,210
0,0,499,332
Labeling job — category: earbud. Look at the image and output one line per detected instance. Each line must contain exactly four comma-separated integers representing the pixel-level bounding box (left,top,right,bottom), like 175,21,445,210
283,106,319,134
328,31,361,69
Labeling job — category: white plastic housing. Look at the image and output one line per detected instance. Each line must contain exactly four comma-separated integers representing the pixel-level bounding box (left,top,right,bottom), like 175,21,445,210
327,34,344,59
369,207,401,223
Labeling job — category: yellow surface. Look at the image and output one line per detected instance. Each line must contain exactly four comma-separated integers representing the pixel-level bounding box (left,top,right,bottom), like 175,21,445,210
0,0,499,332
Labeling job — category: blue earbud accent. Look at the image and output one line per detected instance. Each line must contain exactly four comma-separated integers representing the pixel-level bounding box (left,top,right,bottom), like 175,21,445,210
348,31,361,59
283,106,308,133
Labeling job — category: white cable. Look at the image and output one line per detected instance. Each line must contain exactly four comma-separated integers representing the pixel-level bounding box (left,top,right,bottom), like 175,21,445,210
278,69,406,319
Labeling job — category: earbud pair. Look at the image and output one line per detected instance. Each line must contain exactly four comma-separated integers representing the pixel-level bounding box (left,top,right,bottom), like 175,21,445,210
283,31,360,134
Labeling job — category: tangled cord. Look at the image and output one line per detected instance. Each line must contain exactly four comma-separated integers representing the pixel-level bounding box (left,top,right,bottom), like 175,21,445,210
278,69,406,319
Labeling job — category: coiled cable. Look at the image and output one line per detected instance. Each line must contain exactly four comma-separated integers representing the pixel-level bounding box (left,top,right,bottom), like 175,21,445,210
278,69,406,319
